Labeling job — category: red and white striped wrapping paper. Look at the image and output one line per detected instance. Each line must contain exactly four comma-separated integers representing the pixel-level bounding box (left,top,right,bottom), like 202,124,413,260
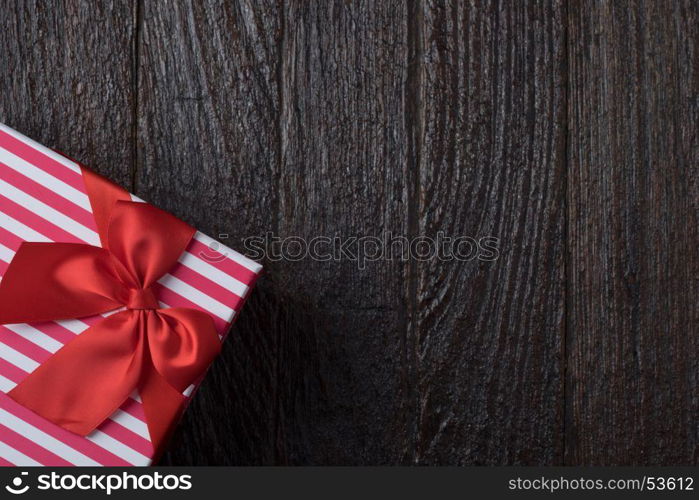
0,122,262,466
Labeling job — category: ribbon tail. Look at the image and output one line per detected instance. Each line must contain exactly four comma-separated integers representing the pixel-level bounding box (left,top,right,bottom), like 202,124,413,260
140,308,221,460
80,166,131,248
140,365,187,461
8,311,143,436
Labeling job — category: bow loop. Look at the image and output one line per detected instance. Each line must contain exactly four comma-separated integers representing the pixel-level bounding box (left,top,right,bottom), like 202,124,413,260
107,201,195,289
0,242,124,324
145,308,220,391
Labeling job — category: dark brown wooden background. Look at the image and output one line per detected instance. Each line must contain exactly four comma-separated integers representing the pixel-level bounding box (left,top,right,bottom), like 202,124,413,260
0,0,697,465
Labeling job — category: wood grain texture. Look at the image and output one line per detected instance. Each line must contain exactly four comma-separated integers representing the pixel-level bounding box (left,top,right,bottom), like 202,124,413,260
1,0,697,466
276,0,412,464
134,0,284,465
0,0,135,186
414,0,567,464
567,0,699,465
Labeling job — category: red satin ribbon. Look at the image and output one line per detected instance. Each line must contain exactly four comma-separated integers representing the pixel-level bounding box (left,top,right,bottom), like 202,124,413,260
0,168,221,455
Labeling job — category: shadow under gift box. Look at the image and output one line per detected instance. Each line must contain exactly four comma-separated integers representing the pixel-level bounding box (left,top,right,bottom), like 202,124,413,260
0,122,262,466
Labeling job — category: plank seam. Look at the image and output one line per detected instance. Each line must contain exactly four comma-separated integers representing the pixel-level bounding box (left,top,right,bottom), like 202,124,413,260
131,0,144,193
274,0,287,464
562,0,573,466
404,0,424,464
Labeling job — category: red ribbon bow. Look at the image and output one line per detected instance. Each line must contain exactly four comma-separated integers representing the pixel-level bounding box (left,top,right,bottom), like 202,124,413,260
0,168,221,454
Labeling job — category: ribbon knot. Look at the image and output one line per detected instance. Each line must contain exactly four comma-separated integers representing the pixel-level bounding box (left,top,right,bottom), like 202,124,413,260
126,287,159,310
0,168,222,455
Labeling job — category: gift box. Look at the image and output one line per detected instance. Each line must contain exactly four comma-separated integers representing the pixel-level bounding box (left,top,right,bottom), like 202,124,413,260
0,122,262,466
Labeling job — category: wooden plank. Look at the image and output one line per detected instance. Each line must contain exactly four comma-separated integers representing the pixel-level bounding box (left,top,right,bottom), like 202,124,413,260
276,0,413,463
415,0,568,464
135,0,283,464
567,1,699,464
0,0,135,186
